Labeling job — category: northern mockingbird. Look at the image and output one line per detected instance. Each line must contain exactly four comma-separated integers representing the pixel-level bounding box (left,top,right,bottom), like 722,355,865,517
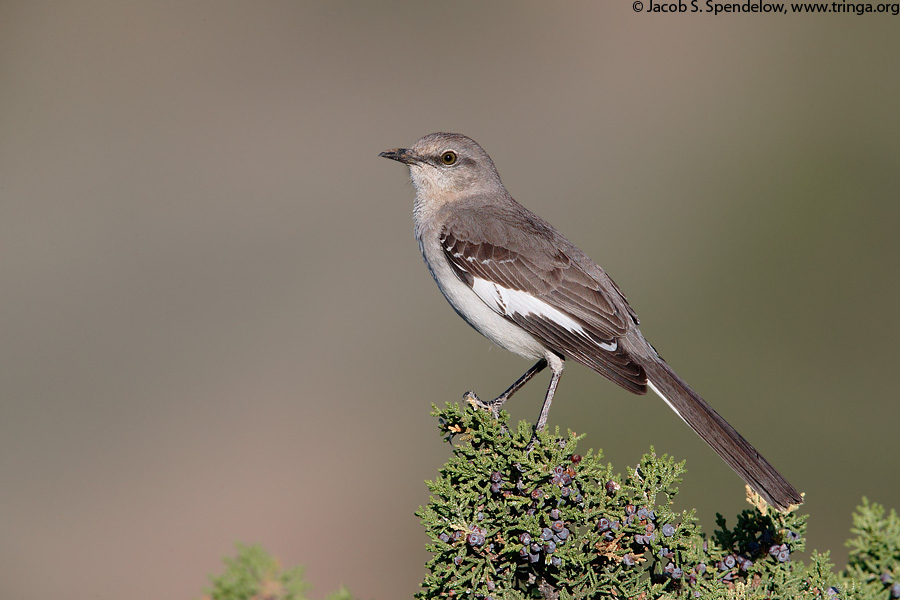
380,132,802,510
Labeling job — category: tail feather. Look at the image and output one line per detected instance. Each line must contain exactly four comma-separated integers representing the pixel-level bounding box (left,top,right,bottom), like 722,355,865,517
642,358,802,511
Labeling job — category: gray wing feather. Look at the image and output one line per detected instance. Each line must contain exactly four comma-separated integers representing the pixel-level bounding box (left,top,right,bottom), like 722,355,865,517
440,203,646,393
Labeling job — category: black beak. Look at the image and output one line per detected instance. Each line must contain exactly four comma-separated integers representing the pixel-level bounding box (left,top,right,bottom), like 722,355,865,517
379,148,422,165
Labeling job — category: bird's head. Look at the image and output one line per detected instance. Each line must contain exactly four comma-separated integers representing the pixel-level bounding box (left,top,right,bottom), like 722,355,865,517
380,132,504,201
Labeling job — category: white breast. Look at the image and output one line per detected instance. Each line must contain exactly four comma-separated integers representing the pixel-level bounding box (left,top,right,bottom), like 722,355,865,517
417,234,549,360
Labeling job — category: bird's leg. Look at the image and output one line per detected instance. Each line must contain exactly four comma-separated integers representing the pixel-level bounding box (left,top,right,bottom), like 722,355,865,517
464,359,548,417
526,355,564,452
535,367,563,431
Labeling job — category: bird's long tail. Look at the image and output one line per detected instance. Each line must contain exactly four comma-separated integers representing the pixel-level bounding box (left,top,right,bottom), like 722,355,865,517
641,358,802,510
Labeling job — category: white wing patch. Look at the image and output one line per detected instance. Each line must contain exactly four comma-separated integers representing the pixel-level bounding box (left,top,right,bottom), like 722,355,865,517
470,276,617,352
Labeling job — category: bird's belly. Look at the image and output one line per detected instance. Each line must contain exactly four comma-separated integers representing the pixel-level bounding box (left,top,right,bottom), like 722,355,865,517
421,242,547,360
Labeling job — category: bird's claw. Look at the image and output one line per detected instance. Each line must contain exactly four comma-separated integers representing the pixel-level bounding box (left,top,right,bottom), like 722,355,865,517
463,390,500,418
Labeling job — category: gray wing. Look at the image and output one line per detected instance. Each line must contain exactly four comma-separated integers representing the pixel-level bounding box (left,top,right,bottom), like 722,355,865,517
440,204,647,394
441,203,804,511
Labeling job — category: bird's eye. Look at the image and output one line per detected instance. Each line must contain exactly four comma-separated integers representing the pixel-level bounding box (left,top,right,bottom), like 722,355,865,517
440,151,458,166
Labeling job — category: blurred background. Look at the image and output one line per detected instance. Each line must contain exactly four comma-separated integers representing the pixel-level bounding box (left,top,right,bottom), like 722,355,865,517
1,2,898,599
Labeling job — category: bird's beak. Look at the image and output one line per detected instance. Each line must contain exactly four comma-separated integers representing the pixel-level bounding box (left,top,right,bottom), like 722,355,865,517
379,147,422,165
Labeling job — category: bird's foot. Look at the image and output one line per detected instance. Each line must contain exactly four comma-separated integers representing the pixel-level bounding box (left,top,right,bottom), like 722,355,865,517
462,390,501,419
463,390,512,437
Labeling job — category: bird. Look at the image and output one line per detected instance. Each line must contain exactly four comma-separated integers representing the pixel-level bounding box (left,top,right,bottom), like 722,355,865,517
379,132,802,510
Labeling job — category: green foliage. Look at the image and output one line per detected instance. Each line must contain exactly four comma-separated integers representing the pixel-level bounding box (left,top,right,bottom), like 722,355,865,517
203,544,352,600
325,586,355,600
199,407,899,600
841,498,900,600
417,402,896,600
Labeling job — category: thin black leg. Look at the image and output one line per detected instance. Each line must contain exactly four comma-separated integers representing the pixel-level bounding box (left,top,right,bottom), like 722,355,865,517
464,359,548,417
